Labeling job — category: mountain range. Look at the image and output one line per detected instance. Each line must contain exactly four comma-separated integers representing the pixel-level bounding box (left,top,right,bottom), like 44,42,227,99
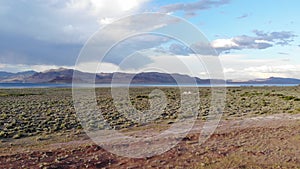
0,68,300,85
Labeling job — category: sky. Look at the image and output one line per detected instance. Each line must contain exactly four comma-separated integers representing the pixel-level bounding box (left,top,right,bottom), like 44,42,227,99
0,0,300,80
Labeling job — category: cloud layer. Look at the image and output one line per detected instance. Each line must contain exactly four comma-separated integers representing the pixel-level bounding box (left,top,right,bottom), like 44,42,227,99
0,0,149,66
212,30,297,53
160,0,230,17
220,54,300,80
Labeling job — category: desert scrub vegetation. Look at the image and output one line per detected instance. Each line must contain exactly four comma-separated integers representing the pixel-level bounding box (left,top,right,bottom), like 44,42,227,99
1,86,300,139
0,88,78,139
224,86,300,118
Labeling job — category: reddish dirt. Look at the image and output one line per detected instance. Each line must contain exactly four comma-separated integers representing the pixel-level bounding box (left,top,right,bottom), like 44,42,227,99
1,114,300,168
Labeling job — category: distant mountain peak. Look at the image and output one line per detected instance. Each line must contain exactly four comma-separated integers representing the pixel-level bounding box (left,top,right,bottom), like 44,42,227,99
0,70,37,82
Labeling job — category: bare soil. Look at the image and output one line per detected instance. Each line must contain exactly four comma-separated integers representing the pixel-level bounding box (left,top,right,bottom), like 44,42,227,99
1,113,300,168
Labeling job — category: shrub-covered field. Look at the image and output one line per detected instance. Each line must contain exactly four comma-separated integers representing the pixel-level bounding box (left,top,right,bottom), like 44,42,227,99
1,86,300,139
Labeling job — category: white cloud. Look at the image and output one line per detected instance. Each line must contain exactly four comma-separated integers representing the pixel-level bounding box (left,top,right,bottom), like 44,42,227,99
254,39,271,44
62,0,150,41
66,0,149,17
76,62,120,73
244,65,297,73
211,38,238,48
0,63,74,73
0,63,5,69
98,18,115,25
223,68,235,73
219,54,300,80
30,65,74,72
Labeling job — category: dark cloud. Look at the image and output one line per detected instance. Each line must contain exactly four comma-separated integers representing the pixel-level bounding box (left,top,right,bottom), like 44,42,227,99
233,35,273,49
213,30,297,53
236,14,248,19
0,0,99,67
253,30,297,45
170,30,296,55
0,32,82,66
0,1,96,44
168,43,192,56
103,35,170,69
0,5,179,69
190,42,217,55
151,42,217,56
160,0,230,16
